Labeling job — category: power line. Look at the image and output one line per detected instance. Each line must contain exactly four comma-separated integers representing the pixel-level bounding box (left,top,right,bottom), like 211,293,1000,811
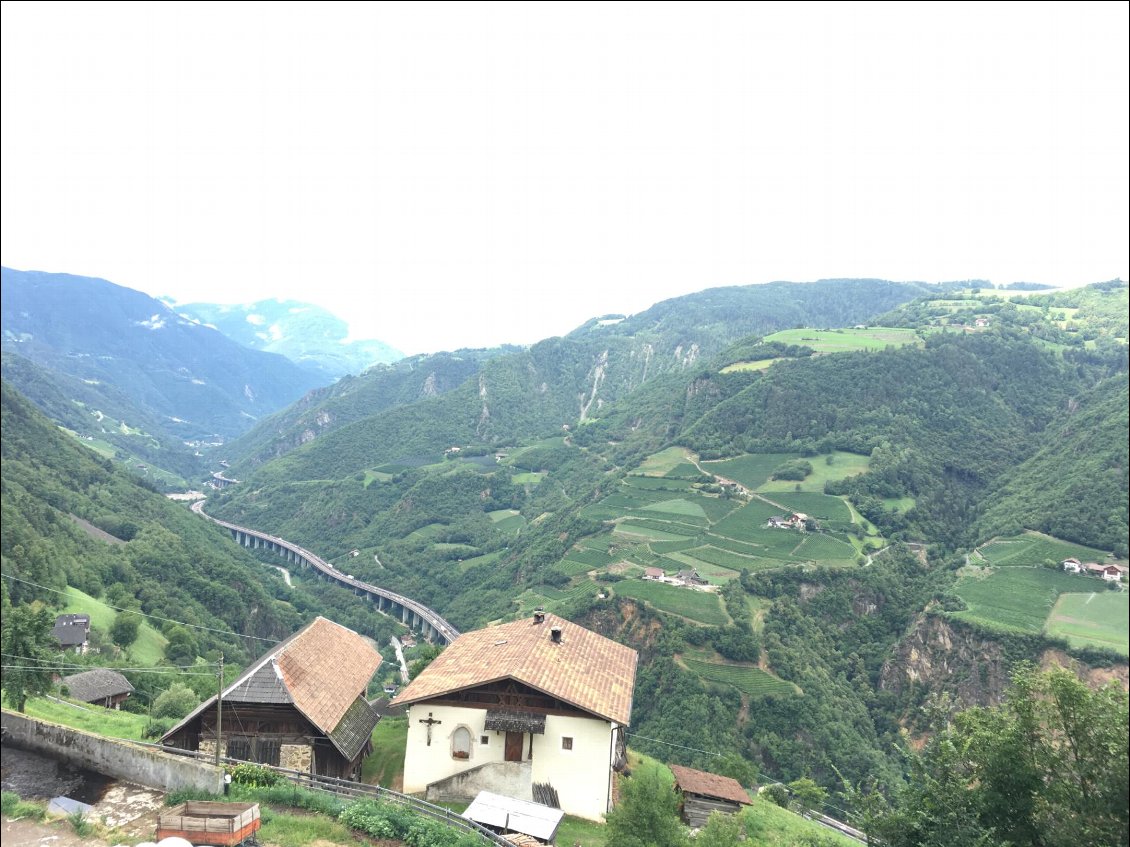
1,663,217,676
0,652,215,671
1,573,280,643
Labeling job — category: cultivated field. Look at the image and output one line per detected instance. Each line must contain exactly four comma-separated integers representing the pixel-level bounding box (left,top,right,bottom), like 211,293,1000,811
613,580,729,626
681,657,798,696
1046,592,1129,655
761,327,923,352
976,532,1110,566
951,568,1102,634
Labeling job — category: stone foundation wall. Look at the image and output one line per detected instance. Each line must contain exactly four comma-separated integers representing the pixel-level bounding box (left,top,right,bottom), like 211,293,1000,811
280,743,312,772
2,711,224,795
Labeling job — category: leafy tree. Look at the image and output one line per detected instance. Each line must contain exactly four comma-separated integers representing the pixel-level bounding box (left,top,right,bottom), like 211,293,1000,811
854,666,1130,847
605,765,688,847
787,777,827,816
151,682,200,719
110,610,141,648
695,810,746,847
0,603,56,711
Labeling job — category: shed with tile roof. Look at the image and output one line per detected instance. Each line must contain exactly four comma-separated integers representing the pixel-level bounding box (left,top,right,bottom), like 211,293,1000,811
669,764,751,828
390,612,637,822
161,617,382,780
60,668,134,709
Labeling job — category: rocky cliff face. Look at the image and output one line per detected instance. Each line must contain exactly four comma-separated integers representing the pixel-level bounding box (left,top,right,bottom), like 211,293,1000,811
880,613,1013,707
882,612,1130,709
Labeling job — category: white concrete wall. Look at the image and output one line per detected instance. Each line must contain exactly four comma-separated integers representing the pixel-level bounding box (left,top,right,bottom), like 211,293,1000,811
401,705,615,821
531,715,615,822
402,705,504,794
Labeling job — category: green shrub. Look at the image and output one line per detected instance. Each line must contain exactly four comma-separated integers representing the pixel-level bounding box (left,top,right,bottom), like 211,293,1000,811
1,791,47,820
227,762,282,787
151,683,199,719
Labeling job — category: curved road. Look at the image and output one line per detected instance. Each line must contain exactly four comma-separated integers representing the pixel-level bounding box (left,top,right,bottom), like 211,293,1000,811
191,500,460,644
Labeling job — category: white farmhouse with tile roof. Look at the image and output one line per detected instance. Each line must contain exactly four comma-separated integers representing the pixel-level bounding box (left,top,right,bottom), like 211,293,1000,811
390,612,638,821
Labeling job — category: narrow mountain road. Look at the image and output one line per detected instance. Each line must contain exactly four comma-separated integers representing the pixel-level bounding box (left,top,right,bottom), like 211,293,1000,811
273,565,293,587
390,636,410,683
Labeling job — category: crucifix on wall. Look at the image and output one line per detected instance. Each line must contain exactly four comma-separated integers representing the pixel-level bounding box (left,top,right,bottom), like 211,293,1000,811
419,712,442,746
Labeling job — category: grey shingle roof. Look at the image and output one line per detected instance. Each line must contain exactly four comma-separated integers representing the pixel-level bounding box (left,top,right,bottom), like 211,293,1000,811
328,697,381,761
61,669,134,703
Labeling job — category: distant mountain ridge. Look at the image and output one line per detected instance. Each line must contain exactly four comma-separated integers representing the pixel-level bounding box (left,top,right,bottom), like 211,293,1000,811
171,298,403,380
224,278,940,472
1,267,325,443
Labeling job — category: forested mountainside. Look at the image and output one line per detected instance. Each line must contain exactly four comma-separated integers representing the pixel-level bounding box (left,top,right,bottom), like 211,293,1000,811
4,275,1126,816
976,377,1129,556
171,298,403,381
0,268,324,441
224,346,517,469
1,352,203,480
222,279,941,473
0,380,403,667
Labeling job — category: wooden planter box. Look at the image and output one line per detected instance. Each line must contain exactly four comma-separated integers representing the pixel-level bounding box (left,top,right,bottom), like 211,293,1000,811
157,802,261,846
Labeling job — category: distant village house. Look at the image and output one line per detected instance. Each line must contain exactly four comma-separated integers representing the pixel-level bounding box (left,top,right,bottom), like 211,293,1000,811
162,617,382,779
391,611,638,821
52,614,91,654
60,668,134,709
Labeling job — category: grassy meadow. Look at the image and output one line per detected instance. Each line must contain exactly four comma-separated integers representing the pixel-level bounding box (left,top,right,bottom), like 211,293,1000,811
1045,591,1129,655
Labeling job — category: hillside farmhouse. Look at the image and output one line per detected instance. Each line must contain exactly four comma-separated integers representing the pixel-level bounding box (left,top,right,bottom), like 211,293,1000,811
60,668,134,709
162,617,381,779
52,614,90,654
390,611,638,821
669,764,751,828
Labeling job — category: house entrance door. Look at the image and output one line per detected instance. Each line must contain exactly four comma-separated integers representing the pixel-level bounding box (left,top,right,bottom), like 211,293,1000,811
504,731,523,762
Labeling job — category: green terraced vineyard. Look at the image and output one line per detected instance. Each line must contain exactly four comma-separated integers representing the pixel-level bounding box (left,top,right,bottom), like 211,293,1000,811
766,492,853,522
555,559,598,576
613,579,729,625
952,568,1090,634
641,498,709,518
566,549,617,570
705,453,798,489
793,533,857,562
682,658,798,696
625,475,694,491
977,532,1110,566
711,500,786,540
665,462,711,480
664,553,740,584
1046,592,1129,655
683,544,765,570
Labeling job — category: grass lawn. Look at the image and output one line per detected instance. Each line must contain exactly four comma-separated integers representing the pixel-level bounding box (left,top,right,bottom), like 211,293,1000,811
61,586,167,665
256,809,359,847
756,450,871,493
1046,592,1129,655
613,580,729,626
362,716,407,787
761,492,853,521
15,695,150,740
743,798,860,846
511,472,546,485
720,357,784,373
634,446,694,476
762,326,922,352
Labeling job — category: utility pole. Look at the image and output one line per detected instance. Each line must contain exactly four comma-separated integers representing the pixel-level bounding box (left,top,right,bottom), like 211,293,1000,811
215,653,224,766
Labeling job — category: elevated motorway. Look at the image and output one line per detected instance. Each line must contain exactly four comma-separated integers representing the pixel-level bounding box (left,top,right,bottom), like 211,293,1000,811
191,500,460,645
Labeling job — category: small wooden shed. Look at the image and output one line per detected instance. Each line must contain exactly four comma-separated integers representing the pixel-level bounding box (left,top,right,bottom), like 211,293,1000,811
669,764,751,828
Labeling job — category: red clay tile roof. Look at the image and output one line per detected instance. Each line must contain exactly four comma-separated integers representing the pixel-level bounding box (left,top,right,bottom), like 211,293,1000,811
390,613,638,725
669,765,751,806
276,617,382,734
161,617,381,753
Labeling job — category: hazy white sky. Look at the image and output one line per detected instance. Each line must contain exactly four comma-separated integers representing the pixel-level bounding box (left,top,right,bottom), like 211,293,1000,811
2,2,1127,355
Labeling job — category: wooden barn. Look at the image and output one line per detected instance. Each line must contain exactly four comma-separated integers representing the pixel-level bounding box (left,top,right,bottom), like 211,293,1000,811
60,668,134,709
669,764,751,828
162,617,381,779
